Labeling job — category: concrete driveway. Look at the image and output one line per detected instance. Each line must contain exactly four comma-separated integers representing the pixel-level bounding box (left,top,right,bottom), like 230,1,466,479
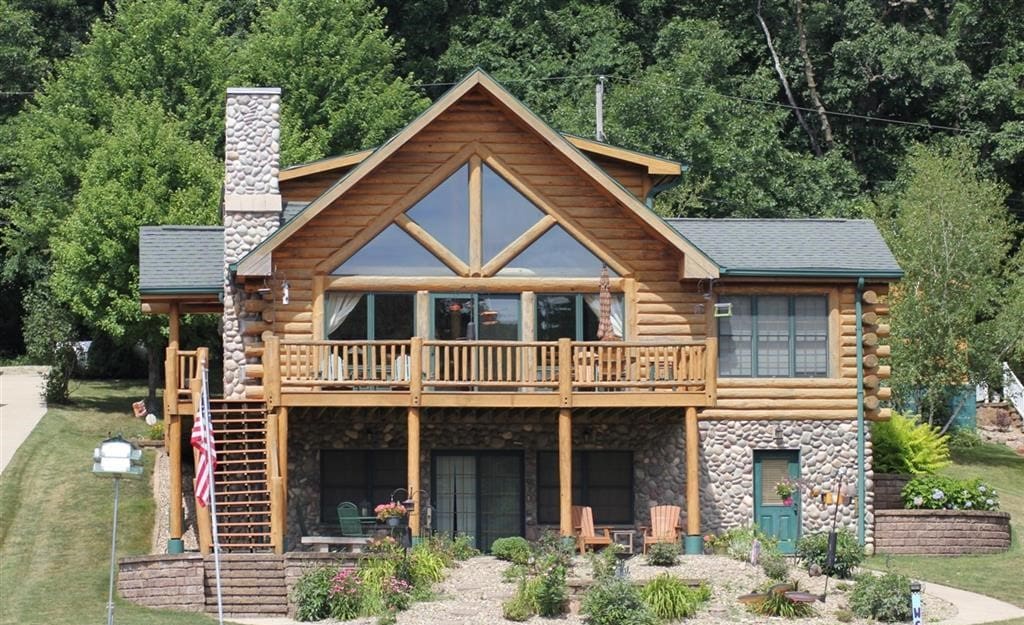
0,366,48,474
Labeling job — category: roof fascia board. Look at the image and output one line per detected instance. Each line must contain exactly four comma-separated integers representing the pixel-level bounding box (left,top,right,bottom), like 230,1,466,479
139,288,222,295
236,71,486,276
278,148,376,181
721,268,904,279
562,134,681,175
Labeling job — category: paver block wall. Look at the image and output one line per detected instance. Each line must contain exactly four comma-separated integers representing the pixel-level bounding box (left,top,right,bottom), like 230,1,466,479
118,554,205,612
873,473,911,509
874,509,1011,554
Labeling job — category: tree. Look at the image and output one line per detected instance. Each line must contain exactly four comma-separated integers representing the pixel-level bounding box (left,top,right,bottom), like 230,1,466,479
877,142,1017,430
236,0,429,165
50,99,221,402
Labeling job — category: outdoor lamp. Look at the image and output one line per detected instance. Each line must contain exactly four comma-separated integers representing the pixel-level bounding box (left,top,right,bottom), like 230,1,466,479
93,434,144,625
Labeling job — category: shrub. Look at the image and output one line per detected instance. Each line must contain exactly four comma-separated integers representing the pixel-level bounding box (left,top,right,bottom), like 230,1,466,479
749,584,816,618
492,536,531,564
795,530,864,579
761,554,790,581
146,421,164,441
291,566,337,621
580,579,658,625
502,590,534,621
502,563,527,583
646,542,680,566
451,533,480,560
717,526,780,563
902,475,999,510
534,530,575,569
588,543,624,582
871,412,950,475
850,571,912,622
328,567,364,620
638,573,711,620
409,543,446,591
22,284,77,403
534,562,568,616
835,608,854,622
947,427,982,451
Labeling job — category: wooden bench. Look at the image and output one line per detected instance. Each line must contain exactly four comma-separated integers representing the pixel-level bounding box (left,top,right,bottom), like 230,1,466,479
301,536,372,553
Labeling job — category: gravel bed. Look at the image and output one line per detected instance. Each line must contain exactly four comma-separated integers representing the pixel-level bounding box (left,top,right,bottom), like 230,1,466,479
272,554,955,625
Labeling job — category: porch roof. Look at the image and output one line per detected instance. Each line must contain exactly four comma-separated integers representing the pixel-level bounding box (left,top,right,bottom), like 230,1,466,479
139,226,223,296
667,218,903,279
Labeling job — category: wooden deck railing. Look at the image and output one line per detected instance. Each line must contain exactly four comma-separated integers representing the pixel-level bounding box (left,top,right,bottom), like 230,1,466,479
262,336,716,408
164,347,200,415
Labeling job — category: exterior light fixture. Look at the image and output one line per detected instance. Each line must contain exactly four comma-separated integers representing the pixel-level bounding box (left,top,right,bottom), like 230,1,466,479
774,426,785,447
93,435,144,625
713,302,732,318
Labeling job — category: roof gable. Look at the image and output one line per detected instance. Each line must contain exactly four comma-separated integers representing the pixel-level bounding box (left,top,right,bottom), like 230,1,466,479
236,69,717,279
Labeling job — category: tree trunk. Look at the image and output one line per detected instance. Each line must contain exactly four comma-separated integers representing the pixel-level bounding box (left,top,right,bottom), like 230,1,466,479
755,0,822,157
795,0,834,150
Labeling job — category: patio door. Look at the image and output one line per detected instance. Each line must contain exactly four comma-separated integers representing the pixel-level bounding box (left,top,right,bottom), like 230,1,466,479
433,452,523,551
753,450,800,553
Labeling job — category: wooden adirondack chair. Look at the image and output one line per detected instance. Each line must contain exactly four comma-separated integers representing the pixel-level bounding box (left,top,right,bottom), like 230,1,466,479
572,505,612,555
337,501,365,537
642,505,681,553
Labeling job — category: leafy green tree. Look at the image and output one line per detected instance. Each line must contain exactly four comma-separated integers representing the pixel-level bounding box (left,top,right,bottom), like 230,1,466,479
49,99,221,401
22,282,78,403
236,0,429,165
877,142,1017,430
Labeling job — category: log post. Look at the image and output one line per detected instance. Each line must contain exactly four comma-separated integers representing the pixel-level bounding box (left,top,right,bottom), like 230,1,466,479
704,337,718,403
408,406,421,536
264,335,281,409
684,406,701,554
267,407,283,553
558,407,572,537
558,338,573,407
190,377,212,555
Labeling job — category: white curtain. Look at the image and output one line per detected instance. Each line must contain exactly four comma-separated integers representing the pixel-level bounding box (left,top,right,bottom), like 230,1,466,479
325,292,364,336
583,293,624,340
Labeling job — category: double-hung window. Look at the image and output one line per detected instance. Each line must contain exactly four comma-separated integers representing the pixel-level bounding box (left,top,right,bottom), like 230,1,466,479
718,295,828,377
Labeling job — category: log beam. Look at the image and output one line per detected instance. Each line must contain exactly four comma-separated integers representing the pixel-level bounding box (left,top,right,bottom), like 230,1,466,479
685,407,700,542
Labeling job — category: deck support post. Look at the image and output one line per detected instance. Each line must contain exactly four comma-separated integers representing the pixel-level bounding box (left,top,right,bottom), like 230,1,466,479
407,406,421,537
558,407,573,537
165,306,184,552
684,406,702,554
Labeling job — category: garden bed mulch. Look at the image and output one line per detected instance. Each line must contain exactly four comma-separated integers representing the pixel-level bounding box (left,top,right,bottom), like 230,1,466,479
280,554,955,625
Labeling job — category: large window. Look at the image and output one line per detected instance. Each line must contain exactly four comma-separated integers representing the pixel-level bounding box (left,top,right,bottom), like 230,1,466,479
320,450,406,522
536,293,624,341
326,293,415,340
718,295,828,377
433,294,520,341
537,451,633,525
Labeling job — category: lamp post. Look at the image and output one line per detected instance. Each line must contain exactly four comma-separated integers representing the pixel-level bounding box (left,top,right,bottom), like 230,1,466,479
93,435,144,625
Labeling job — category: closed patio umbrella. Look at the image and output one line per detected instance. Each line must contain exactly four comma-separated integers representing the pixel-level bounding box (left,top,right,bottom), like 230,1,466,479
597,266,613,341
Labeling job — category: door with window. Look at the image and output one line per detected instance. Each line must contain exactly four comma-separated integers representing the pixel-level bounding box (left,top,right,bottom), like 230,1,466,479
432,451,523,551
753,450,800,553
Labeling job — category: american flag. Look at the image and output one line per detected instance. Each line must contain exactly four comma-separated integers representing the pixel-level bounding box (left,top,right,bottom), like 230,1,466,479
191,384,216,508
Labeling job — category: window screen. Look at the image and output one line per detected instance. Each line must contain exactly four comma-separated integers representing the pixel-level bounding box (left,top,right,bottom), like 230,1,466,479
536,451,633,524
718,295,828,378
320,450,406,522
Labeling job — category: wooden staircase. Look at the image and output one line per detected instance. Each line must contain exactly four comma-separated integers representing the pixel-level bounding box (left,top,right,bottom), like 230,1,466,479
210,400,274,552
204,554,287,616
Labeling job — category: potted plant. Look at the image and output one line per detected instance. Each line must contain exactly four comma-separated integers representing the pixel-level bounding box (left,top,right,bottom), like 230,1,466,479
775,478,797,506
375,502,407,526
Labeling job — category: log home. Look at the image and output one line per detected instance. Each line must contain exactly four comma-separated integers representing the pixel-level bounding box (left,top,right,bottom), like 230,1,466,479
139,70,901,557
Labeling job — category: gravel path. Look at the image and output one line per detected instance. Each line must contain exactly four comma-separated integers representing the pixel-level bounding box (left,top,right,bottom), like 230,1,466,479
233,554,955,625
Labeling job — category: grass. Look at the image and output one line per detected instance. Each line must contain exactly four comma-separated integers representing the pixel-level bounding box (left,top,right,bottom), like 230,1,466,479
864,441,1024,607
0,380,229,625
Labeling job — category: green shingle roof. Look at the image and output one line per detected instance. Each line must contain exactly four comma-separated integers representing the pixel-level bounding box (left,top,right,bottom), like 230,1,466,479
139,226,224,294
667,218,902,278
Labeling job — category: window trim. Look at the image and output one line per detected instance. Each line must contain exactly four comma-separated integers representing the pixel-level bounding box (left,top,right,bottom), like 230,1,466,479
718,294,830,378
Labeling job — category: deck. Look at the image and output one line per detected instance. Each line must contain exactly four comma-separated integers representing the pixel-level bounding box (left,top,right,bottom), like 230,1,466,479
167,337,717,412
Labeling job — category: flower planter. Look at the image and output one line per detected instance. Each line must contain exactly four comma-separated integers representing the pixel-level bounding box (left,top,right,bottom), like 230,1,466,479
386,517,400,527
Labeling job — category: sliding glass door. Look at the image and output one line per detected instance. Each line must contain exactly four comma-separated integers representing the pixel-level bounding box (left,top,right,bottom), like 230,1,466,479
432,451,524,551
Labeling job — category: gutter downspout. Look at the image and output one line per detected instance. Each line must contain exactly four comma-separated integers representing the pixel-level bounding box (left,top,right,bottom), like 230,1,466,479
856,277,866,546
645,173,685,209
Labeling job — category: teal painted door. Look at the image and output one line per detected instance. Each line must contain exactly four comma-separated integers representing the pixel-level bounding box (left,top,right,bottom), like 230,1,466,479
753,450,800,553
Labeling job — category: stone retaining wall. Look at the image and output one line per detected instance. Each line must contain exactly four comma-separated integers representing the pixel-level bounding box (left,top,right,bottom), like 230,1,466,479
873,473,910,510
118,554,206,612
874,509,1011,554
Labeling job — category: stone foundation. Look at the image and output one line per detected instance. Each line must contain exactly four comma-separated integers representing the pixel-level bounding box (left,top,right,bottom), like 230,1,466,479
285,408,874,550
874,509,1011,554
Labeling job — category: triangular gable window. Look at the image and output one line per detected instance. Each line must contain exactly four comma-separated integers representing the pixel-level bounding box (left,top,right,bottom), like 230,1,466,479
497,224,617,277
330,153,622,278
332,224,455,276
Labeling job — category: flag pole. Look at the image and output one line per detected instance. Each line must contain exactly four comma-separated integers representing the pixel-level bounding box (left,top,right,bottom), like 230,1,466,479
201,363,225,625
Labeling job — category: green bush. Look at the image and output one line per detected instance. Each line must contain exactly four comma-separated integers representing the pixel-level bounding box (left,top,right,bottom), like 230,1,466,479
492,536,531,564
902,475,999,510
638,573,711,619
588,543,624,582
717,526,780,563
749,584,816,618
835,608,854,622
409,543,447,591
290,566,338,621
534,562,568,616
534,530,576,569
22,284,77,403
761,554,790,581
646,541,680,566
871,412,950,475
795,529,864,579
502,589,534,621
452,533,480,560
328,567,363,620
580,579,658,625
947,427,982,451
850,571,912,622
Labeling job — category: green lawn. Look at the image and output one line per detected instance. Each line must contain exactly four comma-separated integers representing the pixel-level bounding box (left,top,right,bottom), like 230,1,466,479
0,380,230,625
865,441,1024,608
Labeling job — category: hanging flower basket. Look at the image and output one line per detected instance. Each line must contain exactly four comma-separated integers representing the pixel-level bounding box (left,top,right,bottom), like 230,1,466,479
375,502,407,522
386,516,400,527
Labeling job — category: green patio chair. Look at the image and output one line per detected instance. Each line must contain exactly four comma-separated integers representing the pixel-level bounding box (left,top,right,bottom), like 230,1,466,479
337,501,364,537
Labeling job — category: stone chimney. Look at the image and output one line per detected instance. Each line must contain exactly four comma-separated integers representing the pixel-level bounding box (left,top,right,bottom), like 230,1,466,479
223,87,282,399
